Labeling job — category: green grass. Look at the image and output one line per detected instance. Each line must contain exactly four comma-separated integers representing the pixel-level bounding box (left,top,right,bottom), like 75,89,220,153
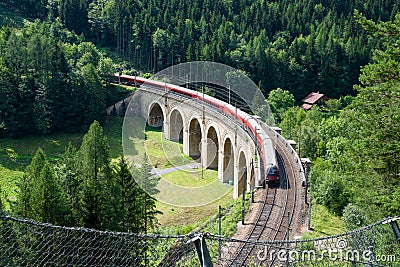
155,177,233,207
156,192,233,228
161,169,218,187
0,132,84,171
123,119,194,168
145,127,194,167
0,166,23,209
0,116,237,231
0,117,124,210
301,203,346,239
103,117,124,159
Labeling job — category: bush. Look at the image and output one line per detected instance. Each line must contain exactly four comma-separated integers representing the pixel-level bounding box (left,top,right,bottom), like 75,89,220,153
314,171,351,216
342,203,367,230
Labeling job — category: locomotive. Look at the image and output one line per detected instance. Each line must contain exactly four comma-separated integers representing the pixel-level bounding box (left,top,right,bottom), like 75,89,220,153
116,74,279,187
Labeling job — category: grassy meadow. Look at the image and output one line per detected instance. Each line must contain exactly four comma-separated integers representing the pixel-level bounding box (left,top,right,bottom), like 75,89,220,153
0,117,234,228
0,116,344,236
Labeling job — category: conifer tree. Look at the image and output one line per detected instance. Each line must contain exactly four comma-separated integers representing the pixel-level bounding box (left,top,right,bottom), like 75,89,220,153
31,163,68,224
14,148,46,218
14,148,68,225
76,120,119,230
139,155,161,233
55,142,79,226
114,156,140,231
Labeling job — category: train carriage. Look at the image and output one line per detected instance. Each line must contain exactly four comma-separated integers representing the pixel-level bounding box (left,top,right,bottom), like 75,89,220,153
116,74,279,187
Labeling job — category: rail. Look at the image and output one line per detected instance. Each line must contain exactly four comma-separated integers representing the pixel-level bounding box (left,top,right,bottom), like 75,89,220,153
121,81,268,181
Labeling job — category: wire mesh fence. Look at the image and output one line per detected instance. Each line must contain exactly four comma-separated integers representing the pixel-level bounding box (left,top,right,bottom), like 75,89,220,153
1,213,399,266
206,217,400,267
0,214,197,266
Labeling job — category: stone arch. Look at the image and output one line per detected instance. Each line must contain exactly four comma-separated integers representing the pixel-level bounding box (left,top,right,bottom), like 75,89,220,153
147,102,164,128
222,137,234,183
169,108,184,142
188,118,202,160
237,151,248,196
206,125,219,169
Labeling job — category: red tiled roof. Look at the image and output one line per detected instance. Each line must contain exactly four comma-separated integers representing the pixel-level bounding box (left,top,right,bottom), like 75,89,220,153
300,103,313,110
302,92,326,104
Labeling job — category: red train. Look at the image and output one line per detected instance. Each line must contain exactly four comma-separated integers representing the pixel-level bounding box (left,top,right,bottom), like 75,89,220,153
116,74,279,187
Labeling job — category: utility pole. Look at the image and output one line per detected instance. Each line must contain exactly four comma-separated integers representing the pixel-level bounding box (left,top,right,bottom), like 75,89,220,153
251,159,255,203
218,205,222,261
297,126,301,158
202,85,205,179
241,167,247,225
308,183,313,230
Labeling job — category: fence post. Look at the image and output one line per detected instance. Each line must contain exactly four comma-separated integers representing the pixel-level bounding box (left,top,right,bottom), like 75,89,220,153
388,217,400,247
191,233,213,267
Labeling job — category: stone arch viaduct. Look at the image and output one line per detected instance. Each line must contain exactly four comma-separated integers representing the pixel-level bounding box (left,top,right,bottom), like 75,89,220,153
107,80,302,199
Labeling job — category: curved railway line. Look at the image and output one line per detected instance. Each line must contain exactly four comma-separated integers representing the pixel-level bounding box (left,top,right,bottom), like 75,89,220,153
111,77,305,266
228,128,299,267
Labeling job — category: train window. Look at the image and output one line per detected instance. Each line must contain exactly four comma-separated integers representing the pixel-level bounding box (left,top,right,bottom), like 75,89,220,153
268,166,278,175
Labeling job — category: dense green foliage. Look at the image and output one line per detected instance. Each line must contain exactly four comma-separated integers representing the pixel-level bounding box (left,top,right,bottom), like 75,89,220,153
12,121,160,232
0,20,118,136
267,88,295,123
3,0,399,101
13,148,69,224
1,0,400,231
278,13,400,222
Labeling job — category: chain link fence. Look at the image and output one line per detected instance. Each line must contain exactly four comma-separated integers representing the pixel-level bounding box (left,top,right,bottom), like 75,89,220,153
1,214,399,266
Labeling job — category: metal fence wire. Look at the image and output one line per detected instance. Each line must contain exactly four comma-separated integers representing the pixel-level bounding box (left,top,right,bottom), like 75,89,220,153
1,214,400,267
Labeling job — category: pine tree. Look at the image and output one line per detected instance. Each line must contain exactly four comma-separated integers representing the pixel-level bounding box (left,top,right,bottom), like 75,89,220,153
346,12,400,216
114,156,142,231
55,142,79,226
32,163,68,224
14,148,68,225
139,155,161,233
14,148,46,218
76,120,119,230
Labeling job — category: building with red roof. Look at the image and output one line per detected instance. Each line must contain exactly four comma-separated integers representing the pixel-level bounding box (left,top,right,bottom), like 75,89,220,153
300,92,328,110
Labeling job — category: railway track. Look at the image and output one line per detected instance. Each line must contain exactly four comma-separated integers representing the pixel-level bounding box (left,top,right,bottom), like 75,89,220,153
228,132,298,267
113,78,303,266
228,184,277,266
267,140,297,267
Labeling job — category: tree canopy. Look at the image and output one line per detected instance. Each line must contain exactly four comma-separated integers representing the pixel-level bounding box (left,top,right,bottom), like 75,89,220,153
2,0,399,102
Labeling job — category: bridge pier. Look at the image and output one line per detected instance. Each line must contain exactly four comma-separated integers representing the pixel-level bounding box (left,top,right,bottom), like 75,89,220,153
163,121,170,139
183,128,189,155
121,88,269,200
222,138,234,185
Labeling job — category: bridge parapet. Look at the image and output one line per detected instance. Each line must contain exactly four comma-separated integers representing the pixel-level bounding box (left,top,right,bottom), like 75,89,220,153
126,86,262,199
111,81,271,199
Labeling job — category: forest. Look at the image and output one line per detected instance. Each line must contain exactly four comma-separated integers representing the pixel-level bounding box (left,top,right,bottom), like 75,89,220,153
0,0,399,232
1,0,399,135
10,120,161,232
